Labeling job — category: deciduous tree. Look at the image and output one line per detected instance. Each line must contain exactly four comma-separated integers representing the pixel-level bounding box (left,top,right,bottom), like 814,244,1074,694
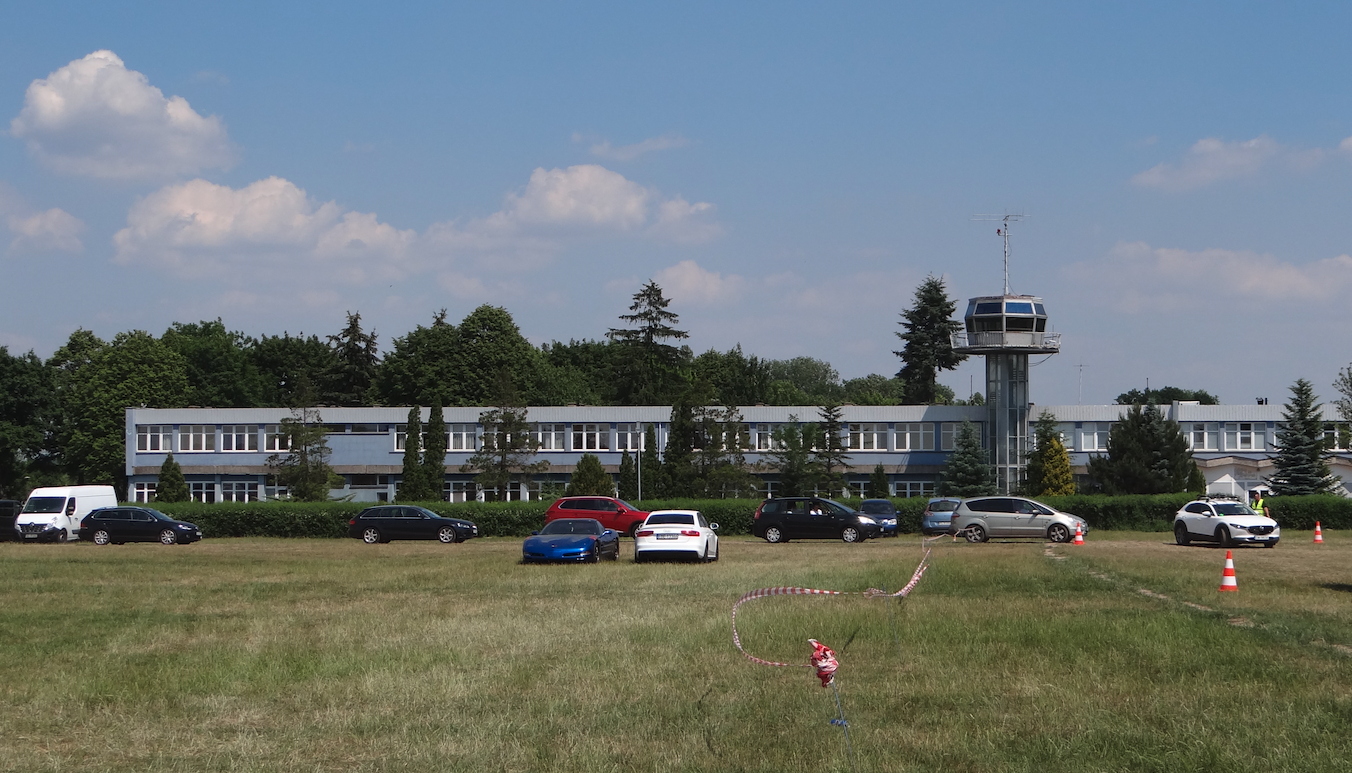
161,319,264,407
1115,386,1219,406
566,453,614,497
460,406,547,501
266,407,342,501
374,310,459,407
894,275,966,404
0,347,54,498
764,416,820,497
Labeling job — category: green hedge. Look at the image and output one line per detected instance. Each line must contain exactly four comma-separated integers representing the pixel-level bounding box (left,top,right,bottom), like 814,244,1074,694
145,493,1352,540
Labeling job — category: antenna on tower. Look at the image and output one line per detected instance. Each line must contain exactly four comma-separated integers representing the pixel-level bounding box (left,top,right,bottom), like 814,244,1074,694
972,213,1027,295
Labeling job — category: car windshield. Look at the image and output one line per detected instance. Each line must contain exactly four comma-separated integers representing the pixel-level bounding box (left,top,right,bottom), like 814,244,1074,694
541,519,601,535
148,510,174,522
859,501,896,515
646,514,695,526
928,500,960,513
618,500,638,510
1214,503,1257,516
22,497,66,514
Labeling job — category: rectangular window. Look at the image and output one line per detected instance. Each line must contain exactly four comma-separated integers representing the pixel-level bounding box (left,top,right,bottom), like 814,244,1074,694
755,423,773,451
1081,423,1111,452
848,423,887,450
533,423,566,451
221,425,258,452
1325,423,1350,451
940,423,956,451
178,425,215,452
189,482,216,503
133,482,156,502
896,423,935,451
1225,423,1255,451
572,423,609,451
1189,423,1219,451
616,423,642,451
394,424,427,451
136,425,171,452
895,481,936,498
351,424,381,434
264,425,289,452
449,424,476,451
220,482,258,502
444,481,472,503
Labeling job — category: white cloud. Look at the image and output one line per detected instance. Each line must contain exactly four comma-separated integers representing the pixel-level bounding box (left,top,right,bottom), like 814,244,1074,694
1068,241,1352,312
1131,135,1326,191
491,164,651,230
0,183,84,253
654,261,747,305
10,50,237,179
587,133,689,161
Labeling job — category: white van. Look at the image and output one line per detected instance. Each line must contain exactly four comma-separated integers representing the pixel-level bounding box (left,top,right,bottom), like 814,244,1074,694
16,486,119,542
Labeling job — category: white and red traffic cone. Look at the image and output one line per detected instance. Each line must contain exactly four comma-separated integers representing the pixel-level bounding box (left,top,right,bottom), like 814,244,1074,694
1218,550,1238,592
1073,523,1084,545
1315,522,1324,544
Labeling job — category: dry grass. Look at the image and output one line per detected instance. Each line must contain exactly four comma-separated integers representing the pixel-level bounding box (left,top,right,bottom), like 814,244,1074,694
2,533,1352,771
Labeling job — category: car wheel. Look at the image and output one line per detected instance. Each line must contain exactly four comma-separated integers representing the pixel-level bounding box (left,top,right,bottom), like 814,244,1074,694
1216,526,1232,548
607,542,619,561
634,552,646,564
55,530,68,543
712,541,719,562
1174,522,1191,546
628,522,642,538
841,526,861,543
437,526,458,544
764,526,784,544
701,543,710,563
588,543,601,563
362,527,381,545
159,529,177,545
964,524,988,543
93,529,111,546
1047,523,1071,543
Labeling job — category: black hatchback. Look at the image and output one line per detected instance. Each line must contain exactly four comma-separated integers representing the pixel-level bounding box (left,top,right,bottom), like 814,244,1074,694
348,506,479,544
79,507,203,545
752,497,882,543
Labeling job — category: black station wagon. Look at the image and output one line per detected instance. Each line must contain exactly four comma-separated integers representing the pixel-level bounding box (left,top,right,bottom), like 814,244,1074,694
79,507,203,545
347,506,479,544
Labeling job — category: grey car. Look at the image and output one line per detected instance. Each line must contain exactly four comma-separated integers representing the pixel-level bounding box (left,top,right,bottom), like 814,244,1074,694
949,496,1088,543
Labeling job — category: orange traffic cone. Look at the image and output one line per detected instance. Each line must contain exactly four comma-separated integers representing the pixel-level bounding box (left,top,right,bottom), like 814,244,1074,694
1073,523,1084,545
1218,550,1238,592
1315,522,1324,544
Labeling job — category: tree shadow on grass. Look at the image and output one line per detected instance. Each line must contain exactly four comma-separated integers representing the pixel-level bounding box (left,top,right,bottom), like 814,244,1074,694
1320,583,1352,594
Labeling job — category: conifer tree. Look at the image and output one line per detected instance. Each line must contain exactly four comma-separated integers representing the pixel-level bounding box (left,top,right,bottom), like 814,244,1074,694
1025,411,1076,496
1086,404,1194,494
460,406,547,501
867,464,890,498
894,275,966,404
398,407,433,501
156,452,189,502
765,416,821,497
607,281,690,404
566,453,615,497
938,419,996,497
812,401,851,497
421,403,447,500
640,424,662,499
617,450,638,501
1269,378,1337,495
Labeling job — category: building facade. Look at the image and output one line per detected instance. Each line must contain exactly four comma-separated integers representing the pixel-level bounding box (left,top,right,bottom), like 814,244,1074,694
124,403,1351,503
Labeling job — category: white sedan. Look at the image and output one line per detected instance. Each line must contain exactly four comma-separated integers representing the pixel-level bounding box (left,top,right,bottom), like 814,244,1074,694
634,510,719,563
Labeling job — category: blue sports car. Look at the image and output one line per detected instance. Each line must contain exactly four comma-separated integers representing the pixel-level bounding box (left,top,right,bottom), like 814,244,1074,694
522,518,620,563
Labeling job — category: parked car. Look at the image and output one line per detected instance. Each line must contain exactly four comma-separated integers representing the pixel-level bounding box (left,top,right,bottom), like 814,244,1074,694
347,506,478,544
544,497,649,536
17,485,118,542
752,497,882,543
1173,498,1279,547
949,496,1087,543
858,499,899,536
78,507,203,545
921,497,962,535
522,518,620,563
0,500,19,542
634,510,719,563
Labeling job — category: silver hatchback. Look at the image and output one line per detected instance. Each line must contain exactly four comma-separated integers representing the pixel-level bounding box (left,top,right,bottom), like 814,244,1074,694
949,496,1088,543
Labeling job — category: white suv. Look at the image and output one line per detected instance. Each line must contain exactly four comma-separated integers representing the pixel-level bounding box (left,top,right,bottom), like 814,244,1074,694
1173,499,1279,548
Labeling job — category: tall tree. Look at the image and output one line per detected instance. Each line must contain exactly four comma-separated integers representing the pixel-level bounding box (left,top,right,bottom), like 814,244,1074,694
842,374,907,406
894,275,966,404
374,310,459,406
938,419,996,497
161,319,264,407
459,406,547,501
1116,386,1220,406
659,379,712,497
1268,378,1337,496
640,423,662,499
156,453,189,503
565,453,614,497
813,402,851,497
617,450,639,501
323,311,380,406
693,406,761,498
0,347,54,498
607,280,690,404
249,332,336,407
764,416,821,497
692,346,773,406
266,407,341,501
1025,411,1076,497
866,464,890,498
422,403,448,500
450,305,543,406
1334,363,1352,430
764,357,843,405
1086,404,1195,495
398,407,435,502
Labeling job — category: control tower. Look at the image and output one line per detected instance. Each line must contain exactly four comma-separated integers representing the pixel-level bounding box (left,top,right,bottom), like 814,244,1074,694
951,217,1060,492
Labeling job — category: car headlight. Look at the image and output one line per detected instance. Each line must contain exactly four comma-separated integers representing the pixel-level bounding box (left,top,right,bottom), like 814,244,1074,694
1228,523,1248,531
857,516,877,525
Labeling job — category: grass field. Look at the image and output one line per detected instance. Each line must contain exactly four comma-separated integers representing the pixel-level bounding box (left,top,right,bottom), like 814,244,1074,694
3,531,1352,772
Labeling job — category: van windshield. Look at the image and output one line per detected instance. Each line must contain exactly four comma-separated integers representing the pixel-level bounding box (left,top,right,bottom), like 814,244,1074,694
23,497,67,514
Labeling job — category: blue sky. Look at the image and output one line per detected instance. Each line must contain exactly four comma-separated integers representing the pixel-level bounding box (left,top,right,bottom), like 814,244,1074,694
3,2,1351,407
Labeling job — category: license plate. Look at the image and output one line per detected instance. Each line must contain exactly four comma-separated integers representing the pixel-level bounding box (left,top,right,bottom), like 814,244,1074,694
656,534,678,540
23,534,36,539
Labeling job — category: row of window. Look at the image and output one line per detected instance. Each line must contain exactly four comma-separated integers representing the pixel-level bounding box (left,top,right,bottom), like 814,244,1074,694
138,425,290,453
1043,421,1343,453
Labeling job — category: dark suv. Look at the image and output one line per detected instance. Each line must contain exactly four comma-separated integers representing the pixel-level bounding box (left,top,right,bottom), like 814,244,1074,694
752,497,882,543
544,497,649,537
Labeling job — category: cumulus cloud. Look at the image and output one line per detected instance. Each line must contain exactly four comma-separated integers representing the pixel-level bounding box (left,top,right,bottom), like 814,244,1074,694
586,133,689,161
113,176,416,279
654,260,746,305
1068,241,1352,312
0,183,84,253
1131,135,1326,191
11,50,237,179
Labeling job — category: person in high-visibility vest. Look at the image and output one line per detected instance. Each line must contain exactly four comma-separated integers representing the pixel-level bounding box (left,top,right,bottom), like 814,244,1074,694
1252,492,1269,518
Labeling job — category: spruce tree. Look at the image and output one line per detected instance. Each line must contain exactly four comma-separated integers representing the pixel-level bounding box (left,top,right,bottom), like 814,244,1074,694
1025,411,1075,496
606,280,690,404
894,275,966,404
156,452,189,502
398,407,432,501
421,403,447,501
617,451,639,501
1086,404,1194,495
765,416,821,497
867,464,890,498
938,419,996,497
566,453,615,497
640,423,662,499
1269,378,1337,495
813,401,851,497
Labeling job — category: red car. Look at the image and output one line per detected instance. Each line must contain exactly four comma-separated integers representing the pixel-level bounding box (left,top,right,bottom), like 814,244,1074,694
544,497,649,537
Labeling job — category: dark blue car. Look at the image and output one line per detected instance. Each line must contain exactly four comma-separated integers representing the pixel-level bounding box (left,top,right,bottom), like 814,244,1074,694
522,518,620,563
